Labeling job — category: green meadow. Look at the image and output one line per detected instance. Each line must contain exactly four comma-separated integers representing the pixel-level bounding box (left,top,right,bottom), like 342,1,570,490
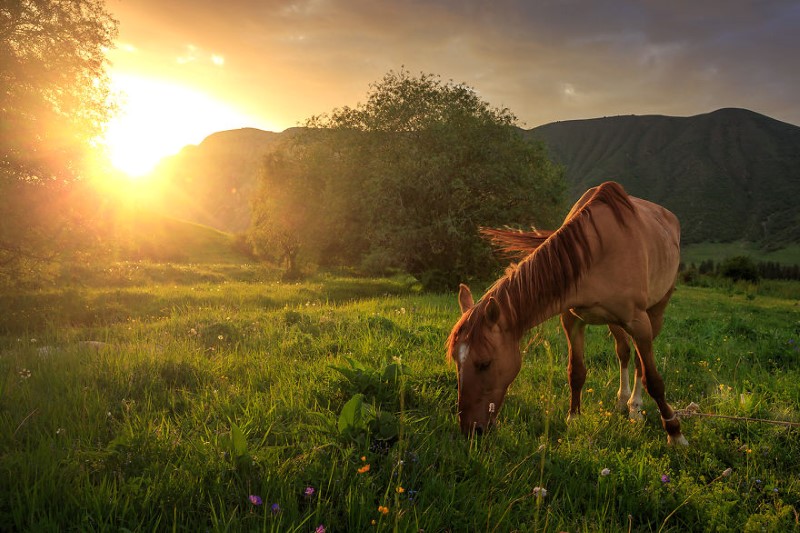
681,243,800,267
1,263,798,532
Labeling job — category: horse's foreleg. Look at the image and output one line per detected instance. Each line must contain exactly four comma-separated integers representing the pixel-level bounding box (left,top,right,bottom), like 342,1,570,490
625,310,687,446
561,313,587,420
609,325,631,411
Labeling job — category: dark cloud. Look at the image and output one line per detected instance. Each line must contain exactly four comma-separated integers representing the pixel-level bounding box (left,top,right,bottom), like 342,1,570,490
108,0,800,129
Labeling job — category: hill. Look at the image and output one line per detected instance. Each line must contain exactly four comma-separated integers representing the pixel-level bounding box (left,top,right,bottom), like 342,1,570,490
527,108,800,246
113,209,253,263
153,109,800,248
152,128,296,233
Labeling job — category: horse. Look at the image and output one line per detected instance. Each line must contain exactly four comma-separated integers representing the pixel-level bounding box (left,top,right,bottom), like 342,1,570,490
447,181,688,445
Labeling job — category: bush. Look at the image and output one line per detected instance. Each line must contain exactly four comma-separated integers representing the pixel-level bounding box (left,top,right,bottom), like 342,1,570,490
719,256,760,283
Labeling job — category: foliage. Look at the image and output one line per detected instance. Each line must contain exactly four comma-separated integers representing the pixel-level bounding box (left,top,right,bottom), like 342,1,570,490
0,179,106,285
250,69,566,289
0,0,118,280
718,255,761,282
0,0,117,181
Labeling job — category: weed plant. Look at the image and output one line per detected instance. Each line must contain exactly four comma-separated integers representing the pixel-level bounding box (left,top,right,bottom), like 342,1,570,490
0,263,798,531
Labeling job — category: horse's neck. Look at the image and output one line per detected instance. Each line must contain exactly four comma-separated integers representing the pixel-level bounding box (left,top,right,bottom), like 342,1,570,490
498,268,567,339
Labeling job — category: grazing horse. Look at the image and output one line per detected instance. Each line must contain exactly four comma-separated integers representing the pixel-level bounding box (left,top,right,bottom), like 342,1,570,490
447,181,687,445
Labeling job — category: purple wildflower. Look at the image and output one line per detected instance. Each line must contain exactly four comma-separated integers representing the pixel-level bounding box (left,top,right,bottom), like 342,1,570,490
305,486,316,497
661,474,670,484
271,503,280,514
249,495,263,505
315,525,326,533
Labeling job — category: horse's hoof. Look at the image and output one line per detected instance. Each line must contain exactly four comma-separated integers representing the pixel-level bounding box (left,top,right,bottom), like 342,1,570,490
667,433,689,446
615,399,629,412
628,408,645,421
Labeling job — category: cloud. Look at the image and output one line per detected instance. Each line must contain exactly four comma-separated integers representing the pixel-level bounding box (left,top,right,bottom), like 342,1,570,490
108,0,800,129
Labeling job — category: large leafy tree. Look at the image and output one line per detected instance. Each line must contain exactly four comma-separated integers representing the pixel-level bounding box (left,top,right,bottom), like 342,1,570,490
0,0,117,280
251,70,565,288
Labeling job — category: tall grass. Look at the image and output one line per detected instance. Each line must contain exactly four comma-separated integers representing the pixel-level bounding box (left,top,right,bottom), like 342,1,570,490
1,263,798,531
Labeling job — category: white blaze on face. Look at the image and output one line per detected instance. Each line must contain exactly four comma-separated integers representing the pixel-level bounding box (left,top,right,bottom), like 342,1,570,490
458,343,470,365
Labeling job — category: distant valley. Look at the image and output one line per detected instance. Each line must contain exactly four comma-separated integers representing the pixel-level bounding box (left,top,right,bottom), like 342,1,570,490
152,108,800,249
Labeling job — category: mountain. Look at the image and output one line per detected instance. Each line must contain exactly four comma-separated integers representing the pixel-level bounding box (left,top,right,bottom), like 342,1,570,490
153,108,800,247
152,128,296,233
527,108,800,246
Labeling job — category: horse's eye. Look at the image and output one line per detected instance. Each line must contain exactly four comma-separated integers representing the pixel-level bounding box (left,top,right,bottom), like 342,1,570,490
475,360,492,372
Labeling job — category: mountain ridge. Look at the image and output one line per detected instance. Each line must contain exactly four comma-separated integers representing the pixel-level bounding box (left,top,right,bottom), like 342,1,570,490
527,108,800,245
152,108,800,247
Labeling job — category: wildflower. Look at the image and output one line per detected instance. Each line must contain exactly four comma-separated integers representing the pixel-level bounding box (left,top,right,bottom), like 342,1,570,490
661,474,670,483
378,505,389,515
721,468,733,478
600,468,611,477
305,486,316,497
218,335,224,340
271,503,280,514
361,456,367,461
315,525,326,533
249,495,263,505
358,464,371,474
56,428,65,436
18,369,31,379
396,486,405,493
371,519,377,525
532,486,548,498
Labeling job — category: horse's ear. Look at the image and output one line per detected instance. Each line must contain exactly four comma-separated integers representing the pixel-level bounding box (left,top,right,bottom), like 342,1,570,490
458,283,474,313
485,297,501,327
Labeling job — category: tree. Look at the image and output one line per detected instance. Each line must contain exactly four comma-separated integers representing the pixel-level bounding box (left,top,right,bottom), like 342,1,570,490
0,0,117,282
250,70,566,288
719,256,760,283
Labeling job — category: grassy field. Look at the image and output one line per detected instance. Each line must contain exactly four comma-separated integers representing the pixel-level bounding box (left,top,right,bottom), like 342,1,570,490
1,263,799,532
682,243,800,267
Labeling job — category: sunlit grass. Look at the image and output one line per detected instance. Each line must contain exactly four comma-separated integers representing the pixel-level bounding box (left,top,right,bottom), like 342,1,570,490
1,264,798,531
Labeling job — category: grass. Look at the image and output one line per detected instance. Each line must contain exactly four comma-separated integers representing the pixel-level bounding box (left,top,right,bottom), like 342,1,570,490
682,242,800,267
1,263,799,531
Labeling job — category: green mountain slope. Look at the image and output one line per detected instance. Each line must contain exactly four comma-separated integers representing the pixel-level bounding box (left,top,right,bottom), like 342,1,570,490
113,210,252,264
527,108,800,246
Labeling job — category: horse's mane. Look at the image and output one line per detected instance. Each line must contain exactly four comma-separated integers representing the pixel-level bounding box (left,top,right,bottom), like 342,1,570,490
447,182,635,362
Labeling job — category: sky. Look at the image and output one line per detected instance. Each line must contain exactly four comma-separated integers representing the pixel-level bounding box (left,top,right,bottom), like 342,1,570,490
103,0,800,176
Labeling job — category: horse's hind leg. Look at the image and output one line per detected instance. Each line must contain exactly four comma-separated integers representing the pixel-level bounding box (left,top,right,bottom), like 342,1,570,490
609,325,644,420
625,305,687,446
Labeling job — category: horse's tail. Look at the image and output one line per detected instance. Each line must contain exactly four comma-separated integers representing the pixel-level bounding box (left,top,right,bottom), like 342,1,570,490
479,227,554,259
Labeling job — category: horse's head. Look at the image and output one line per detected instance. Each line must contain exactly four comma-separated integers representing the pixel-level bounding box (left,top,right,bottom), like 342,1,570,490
448,284,522,436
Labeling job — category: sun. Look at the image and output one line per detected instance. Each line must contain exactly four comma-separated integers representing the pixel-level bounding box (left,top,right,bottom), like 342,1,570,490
103,73,273,178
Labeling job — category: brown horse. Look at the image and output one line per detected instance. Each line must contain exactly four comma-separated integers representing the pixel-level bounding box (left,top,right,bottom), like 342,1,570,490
447,181,687,445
